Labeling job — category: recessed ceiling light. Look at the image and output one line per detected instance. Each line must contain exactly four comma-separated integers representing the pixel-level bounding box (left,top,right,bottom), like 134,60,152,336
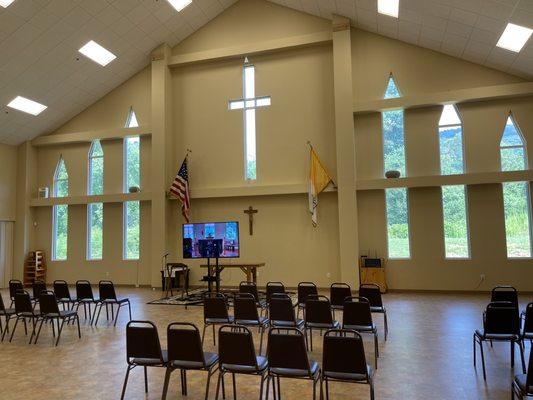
7,96,47,116
497,23,533,53
79,40,116,66
167,0,192,12
0,0,15,8
378,0,399,18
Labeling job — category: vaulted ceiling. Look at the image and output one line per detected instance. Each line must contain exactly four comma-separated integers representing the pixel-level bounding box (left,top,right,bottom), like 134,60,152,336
0,0,531,146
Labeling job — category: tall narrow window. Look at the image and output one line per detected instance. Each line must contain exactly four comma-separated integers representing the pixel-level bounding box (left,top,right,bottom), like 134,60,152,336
385,188,411,258
125,107,139,128
382,75,406,177
123,136,140,259
439,105,464,175
88,140,104,195
52,157,68,261
87,203,103,260
124,136,140,192
500,114,532,257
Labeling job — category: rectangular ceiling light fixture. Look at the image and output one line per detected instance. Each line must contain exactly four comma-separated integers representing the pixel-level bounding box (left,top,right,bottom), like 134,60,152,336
497,23,533,52
167,0,192,12
378,0,399,18
79,40,117,66
0,0,15,8
7,96,47,116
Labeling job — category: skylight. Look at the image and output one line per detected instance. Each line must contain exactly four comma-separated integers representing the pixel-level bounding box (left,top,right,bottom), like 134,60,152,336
79,41,116,66
0,0,15,8
7,96,47,116
439,105,461,126
167,0,192,12
378,0,399,18
497,23,533,53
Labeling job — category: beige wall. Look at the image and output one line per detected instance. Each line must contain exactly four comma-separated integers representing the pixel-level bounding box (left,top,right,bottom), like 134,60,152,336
0,143,18,221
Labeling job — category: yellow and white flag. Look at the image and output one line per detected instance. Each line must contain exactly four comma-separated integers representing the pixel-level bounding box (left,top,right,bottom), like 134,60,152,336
308,147,333,227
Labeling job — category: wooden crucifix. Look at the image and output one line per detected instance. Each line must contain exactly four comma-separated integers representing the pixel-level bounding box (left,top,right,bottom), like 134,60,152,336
243,206,258,235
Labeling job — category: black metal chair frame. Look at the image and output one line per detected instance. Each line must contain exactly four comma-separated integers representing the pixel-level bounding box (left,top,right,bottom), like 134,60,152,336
121,320,167,400
473,301,526,381
74,280,100,322
53,280,75,310
94,280,132,327
234,292,270,355
266,327,321,400
268,293,304,331
9,290,41,344
162,322,220,400
359,284,388,341
0,292,16,342
265,282,286,306
512,345,533,400
239,281,267,315
321,329,374,400
304,295,340,351
31,280,47,307
330,283,351,319
34,290,81,346
202,292,234,346
296,282,318,319
520,302,533,345
215,324,268,400
491,285,518,308
8,279,23,308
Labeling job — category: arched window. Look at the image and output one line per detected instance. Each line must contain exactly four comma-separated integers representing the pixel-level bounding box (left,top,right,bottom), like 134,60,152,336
88,140,104,195
53,156,68,197
52,156,68,261
439,104,464,175
500,114,527,171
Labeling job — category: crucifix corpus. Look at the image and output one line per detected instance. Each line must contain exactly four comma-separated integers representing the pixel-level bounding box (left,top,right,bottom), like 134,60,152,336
244,206,258,235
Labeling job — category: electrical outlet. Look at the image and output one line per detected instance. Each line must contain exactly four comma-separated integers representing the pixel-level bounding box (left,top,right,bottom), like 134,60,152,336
105,271,110,277
326,272,331,278
480,274,485,281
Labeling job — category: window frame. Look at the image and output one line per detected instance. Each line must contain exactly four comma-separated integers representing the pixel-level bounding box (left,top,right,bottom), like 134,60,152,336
438,104,466,176
53,156,68,198
52,204,68,261
385,187,412,260
123,201,140,261
87,202,103,261
502,181,533,259
88,140,104,196
382,108,407,177
123,136,141,193
499,113,528,172
441,184,471,260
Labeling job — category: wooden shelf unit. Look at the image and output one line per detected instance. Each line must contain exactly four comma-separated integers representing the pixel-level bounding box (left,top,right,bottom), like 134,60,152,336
24,250,46,286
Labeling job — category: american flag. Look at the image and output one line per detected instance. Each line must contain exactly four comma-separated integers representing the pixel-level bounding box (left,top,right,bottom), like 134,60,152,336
170,157,190,222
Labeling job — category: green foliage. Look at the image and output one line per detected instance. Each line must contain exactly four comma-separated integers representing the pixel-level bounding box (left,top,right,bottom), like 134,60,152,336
88,203,103,260
125,201,140,260
246,158,256,180
53,205,68,260
383,109,406,176
442,185,469,258
439,126,464,175
386,188,410,258
89,140,104,195
54,158,69,197
125,137,140,190
384,76,401,99
503,182,532,257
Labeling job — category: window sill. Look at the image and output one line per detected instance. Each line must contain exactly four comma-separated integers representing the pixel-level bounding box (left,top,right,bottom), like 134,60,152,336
30,192,151,207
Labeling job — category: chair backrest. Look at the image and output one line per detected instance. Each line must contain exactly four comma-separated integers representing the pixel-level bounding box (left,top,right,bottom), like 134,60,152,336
53,280,71,300
39,291,61,315
167,323,205,365
267,328,311,373
14,291,33,314
491,286,518,308
76,280,95,300
524,302,533,334
99,280,117,300
269,293,297,323
125,321,164,364
358,284,383,308
343,297,373,327
32,280,47,299
9,280,23,300
234,293,260,321
266,282,285,303
297,282,318,305
322,330,368,376
239,281,260,301
330,283,352,307
203,292,229,320
218,325,259,369
305,295,333,325
484,302,520,335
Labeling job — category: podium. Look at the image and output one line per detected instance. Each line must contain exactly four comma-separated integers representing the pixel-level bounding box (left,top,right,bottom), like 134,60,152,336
359,257,387,293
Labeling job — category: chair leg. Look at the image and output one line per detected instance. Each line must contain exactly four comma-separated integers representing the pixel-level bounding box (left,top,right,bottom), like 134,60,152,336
162,368,172,400
277,376,281,400
259,326,264,355
213,324,216,346
479,339,487,381
232,372,237,400
144,366,148,393
76,315,81,338
34,318,45,344
205,369,213,400
94,303,103,326
120,365,133,400
127,300,132,321
259,373,265,400
309,328,313,351
1,316,10,341
473,334,476,367
114,303,121,327
511,340,515,367
370,379,375,400
28,317,37,345
9,316,19,342
56,319,66,346
518,340,526,373
325,377,329,400
216,371,223,400
23,318,27,335
202,324,207,345
384,311,388,341
374,331,378,369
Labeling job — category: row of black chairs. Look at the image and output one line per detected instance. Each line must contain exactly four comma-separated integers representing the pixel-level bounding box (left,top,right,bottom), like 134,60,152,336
122,321,375,400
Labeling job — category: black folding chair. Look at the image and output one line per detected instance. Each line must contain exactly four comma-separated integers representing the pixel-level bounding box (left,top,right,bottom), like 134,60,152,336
34,290,81,346
94,280,132,326
8,279,23,308
330,283,351,318
121,321,167,400
31,280,47,306
492,285,518,308
202,292,233,345
53,280,74,310
269,293,304,330
297,282,318,319
473,301,526,381
521,302,533,345
215,325,268,400
266,282,285,305
304,295,340,351
234,293,269,355
359,284,388,340
0,292,16,341
74,280,99,322
266,328,321,400
322,329,374,400
512,345,533,399
162,323,219,400
239,281,267,313
9,290,40,344
342,297,379,368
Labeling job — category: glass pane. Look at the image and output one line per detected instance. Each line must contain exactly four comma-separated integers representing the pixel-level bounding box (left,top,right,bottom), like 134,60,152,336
56,159,68,180
245,100,255,108
256,97,271,107
53,205,68,261
244,65,255,99
439,126,464,175
126,109,139,128
125,137,140,190
88,203,103,260
503,182,532,258
501,147,526,172
91,140,103,157
386,188,411,258
124,201,140,260
384,76,401,99
383,109,406,177
439,105,461,126
55,179,69,198
501,116,524,147
442,185,470,258
229,101,244,110
245,109,256,180
89,156,104,195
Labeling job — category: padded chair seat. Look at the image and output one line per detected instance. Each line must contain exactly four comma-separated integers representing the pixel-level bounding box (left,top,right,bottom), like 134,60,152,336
205,317,234,324
522,332,533,340
18,311,38,318
271,319,304,328
331,304,343,310
475,330,519,341
171,352,219,370
343,324,376,332
76,298,99,303
132,350,168,366
102,298,129,304
222,356,268,373
514,374,533,394
369,306,385,313
235,317,269,326
270,360,319,377
0,308,16,316
57,298,72,303
306,321,340,329
43,310,77,318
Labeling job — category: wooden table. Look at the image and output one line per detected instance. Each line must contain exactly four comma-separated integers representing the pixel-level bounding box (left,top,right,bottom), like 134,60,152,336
200,262,265,288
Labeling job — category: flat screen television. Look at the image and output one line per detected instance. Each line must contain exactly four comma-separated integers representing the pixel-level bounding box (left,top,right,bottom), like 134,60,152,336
182,222,240,259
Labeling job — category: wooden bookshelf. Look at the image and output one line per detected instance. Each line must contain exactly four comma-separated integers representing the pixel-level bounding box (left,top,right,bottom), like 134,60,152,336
24,250,46,286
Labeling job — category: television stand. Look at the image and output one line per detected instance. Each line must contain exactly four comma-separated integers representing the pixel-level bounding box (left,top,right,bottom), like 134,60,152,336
205,257,221,293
